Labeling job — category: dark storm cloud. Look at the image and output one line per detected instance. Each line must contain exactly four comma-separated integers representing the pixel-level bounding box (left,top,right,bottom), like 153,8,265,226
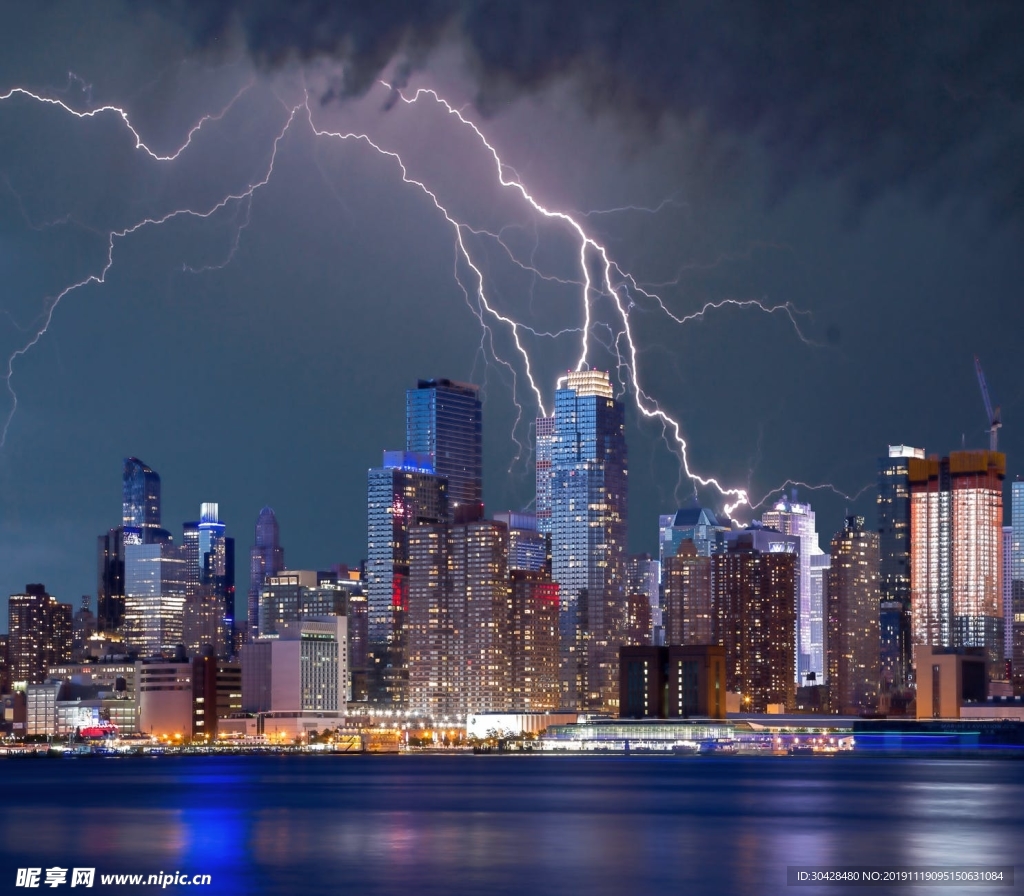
164,0,1024,221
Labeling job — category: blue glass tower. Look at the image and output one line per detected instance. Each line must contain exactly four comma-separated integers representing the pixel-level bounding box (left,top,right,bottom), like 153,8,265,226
546,370,628,712
406,379,482,520
248,507,285,641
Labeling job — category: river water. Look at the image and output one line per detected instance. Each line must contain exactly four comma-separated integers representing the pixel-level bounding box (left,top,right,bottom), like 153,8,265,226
1,754,1021,895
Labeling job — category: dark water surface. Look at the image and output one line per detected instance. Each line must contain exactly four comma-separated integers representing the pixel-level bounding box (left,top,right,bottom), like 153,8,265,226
1,754,1022,895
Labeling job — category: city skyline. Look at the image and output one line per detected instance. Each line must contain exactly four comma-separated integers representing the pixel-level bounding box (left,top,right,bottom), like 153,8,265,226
2,4,1024,622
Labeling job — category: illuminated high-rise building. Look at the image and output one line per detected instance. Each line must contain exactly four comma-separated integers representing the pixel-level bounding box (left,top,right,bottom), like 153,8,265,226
406,378,482,521
626,554,658,646
183,504,236,658
122,457,162,536
509,570,560,712
248,507,284,641
762,494,828,684
826,516,881,714
123,542,188,657
366,451,448,707
7,585,72,685
664,540,713,646
98,457,169,636
910,450,1005,676
712,527,798,713
659,507,728,564
545,370,628,712
535,415,555,535
877,445,923,692
1010,479,1024,693
1003,525,1013,683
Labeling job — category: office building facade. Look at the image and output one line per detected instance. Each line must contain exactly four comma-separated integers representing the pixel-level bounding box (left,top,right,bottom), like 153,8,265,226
544,370,628,712
8,585,73,685
406,378,482,520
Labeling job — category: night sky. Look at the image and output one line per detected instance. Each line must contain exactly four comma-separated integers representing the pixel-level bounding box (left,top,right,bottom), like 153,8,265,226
2,2,1023,628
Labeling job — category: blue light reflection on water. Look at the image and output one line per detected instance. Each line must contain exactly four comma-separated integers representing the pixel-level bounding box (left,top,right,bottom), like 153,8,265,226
0,755,1021,896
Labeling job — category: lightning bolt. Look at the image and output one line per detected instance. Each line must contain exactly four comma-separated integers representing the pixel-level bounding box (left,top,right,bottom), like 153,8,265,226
1,72,850,517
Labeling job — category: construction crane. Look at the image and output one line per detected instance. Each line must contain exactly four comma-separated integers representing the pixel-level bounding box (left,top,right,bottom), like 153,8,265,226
974,354,1001,452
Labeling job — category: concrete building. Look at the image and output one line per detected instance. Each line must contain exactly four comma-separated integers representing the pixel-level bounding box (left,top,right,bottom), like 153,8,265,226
137,657,241,739
240,617,347,719
8,585,73,685
915,646,987,719
619,644,726,720
663,540,713,646
509,570,560,712
712,528,798,713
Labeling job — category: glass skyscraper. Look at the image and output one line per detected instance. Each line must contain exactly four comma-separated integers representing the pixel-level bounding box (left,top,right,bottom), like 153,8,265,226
877,445,924,691
183,503,236,658
544,370,628,712
406,379,482,520
248,506,285,641
122,457,162,539
910,450,1005,677
762,494,828,684
1011,479,1024,692
366,451,448,706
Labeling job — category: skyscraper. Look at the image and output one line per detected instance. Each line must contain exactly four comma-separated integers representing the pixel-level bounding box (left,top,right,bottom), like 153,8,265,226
183,504,236,658
122,457,162,538
123,542,188,657
877,445,923,692
910,450,1005,676
544,370,628,712
7,584,72,685
406,378,482,520
248,507,285,642
98,457,169,636
1010,479,1024,693
762,494,828,684
535,415,555,535
826,516,881,714
366,451,448,706
712,529,798,713
663,540,713,646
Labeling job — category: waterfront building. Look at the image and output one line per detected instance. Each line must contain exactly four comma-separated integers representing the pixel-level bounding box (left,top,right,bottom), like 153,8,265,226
914,645,987,719
878,445,924,691
544,370,628,712
240,617,347,719
826,516,881,714
910,451,1005,676
136,656,241,740
7,584,73,685
712,528,798,712
366,452,448,707
248,507,285,642
762,494,827,684
619,644,726,720
406,378,482,520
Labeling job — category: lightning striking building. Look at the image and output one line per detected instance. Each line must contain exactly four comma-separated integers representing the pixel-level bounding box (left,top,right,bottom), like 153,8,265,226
909,450,1005,676
406,379,482,522
762,494,828,684
539,370,628,712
